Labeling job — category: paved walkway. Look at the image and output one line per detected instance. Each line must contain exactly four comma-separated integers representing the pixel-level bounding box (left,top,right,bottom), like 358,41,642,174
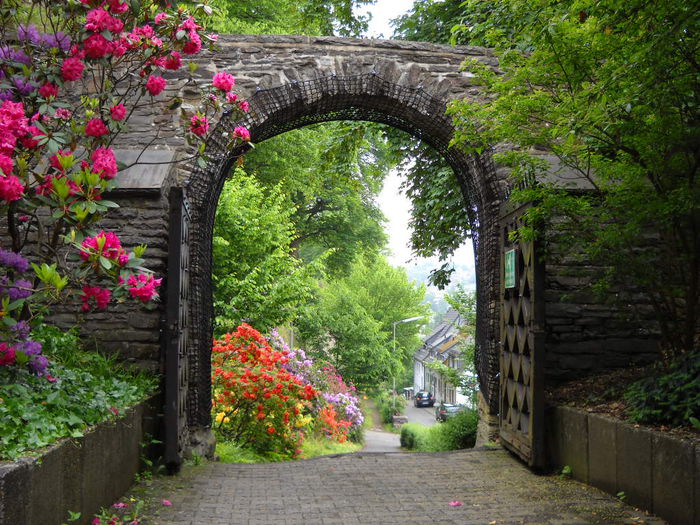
129,447,664,525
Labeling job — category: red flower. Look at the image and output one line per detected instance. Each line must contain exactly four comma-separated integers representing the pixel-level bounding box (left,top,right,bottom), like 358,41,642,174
110,103,127,121
39,83,59,99
61,57,85,81
0,175,24,202
189,114,209,136
85,118,109,137
145,75,167,96
164,51,182,70
83,33,112,59
0,343,16,366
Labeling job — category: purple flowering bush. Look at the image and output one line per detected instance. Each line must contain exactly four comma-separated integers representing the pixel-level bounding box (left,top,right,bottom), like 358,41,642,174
267,330,365,444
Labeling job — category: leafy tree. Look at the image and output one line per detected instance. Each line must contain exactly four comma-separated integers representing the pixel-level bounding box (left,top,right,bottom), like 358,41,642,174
296,255,429,390
448,0,700,356
213,171,321,334
243,122,393,277
391,0,464,44
207,0,374,36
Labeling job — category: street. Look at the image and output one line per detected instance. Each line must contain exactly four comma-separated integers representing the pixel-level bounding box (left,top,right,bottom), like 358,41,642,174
404,400,438,427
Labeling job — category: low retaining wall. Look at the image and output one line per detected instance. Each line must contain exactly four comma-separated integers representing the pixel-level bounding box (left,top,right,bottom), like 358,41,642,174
546,405,700,525
0,394,161,525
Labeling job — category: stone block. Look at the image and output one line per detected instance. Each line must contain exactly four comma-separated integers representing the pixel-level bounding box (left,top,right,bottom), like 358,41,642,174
695,443,699,525
545,406,588,482
0,461,28,524
26,442,67,525
652,433,694,525
616,424,652,511
587,415,617,495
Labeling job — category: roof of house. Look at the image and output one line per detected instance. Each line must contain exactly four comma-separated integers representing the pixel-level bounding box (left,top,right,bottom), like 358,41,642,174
414,308,464,362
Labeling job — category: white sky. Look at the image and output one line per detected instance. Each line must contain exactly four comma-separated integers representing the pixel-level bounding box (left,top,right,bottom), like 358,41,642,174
357,0,476,290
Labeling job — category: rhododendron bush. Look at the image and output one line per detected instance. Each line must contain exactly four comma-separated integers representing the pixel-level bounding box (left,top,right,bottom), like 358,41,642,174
212,325,364,457
0,0,250,375
212,324,317,457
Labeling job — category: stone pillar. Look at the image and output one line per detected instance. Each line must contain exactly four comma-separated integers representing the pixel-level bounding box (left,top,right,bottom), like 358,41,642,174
475,391,499,446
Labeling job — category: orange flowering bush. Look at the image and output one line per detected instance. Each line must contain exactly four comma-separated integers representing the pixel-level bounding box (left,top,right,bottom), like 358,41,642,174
211,323,317,456
316,404,352,443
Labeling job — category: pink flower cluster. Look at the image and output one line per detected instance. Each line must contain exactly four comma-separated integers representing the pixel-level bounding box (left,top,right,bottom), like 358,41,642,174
233,126,251,142
190,114,209,136
212,72,235,92
91,147,118,179
0,100,33,202
81,285,111,311
179,17,202,55
80,231,129,266
127,273,162,302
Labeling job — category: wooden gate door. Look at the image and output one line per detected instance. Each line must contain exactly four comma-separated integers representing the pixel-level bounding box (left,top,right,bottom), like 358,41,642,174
498,201,545,467
164,187,191,472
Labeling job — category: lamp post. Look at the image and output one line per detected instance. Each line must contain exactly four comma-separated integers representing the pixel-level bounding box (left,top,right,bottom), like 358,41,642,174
392,316,425,413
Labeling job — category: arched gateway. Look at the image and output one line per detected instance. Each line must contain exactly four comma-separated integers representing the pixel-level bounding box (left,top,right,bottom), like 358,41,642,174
162,34,510,466
102,35,657,470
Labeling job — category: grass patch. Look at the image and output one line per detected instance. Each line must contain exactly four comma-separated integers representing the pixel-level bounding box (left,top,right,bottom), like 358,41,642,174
216,435,362,463
299,435,362,458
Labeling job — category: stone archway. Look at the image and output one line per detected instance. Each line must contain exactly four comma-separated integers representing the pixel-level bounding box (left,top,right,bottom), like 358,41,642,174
180,66,507,450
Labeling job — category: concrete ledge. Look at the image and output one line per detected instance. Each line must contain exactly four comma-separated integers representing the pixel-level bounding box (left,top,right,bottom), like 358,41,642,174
0,395,161,525
546,405,699,525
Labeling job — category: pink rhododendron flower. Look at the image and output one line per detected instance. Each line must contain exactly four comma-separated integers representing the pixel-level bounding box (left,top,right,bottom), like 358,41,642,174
38,83,59,99
164,51,182,70
0,100,29,155
112,502,128,509
110,103,127,121
0,175,24,202
155,12,168,24
226,92,238,104
238,100,250,113
83,33,112,59
91,147,118,179
145,75,167,96
109,0,129,13
61,56,85,82
189,114,209,136
448,501,463,507
80,231,126,262
81,285,111,311
92,518,101,525
21,125,43,148
161,499,172,507
54,108,72,120
233,126,250,141
0,154,12,175
85,8,111,32
182,32,202,55
85,118,109,137
127,273,162,302
212,72,235,92
0,343,16,366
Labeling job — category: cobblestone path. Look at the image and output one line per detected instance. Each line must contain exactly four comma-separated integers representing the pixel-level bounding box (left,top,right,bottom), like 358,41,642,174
132,447,664,525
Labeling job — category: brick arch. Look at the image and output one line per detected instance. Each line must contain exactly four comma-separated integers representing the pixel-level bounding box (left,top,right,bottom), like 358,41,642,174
181,70,506,434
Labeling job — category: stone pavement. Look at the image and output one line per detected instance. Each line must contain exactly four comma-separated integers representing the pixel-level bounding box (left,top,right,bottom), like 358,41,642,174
130,447,665,525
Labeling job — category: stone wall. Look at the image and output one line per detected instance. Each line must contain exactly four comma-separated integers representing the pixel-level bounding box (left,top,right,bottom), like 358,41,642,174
543,246,660,382
546,406,699,525
0,395,162,525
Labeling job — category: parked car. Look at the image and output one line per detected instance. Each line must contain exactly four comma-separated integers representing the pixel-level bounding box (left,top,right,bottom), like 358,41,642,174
414,391,434,407
435,402,465,422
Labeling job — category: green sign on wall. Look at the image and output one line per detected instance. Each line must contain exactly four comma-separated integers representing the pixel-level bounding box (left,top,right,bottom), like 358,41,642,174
504,249,516,288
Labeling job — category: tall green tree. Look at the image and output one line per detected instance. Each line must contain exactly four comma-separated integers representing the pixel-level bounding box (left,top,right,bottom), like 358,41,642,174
448,0,700,355
297,255,429,390
208,0,374,36
212,171,321,335
243,122,393,277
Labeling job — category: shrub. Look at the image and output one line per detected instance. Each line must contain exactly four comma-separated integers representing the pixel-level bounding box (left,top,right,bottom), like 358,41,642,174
625,348,700,427
211,324,317,457
375,390,406,424
400,410,478,452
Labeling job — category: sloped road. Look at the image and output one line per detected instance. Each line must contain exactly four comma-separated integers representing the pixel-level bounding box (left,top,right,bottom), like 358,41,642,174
132,447,665,525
